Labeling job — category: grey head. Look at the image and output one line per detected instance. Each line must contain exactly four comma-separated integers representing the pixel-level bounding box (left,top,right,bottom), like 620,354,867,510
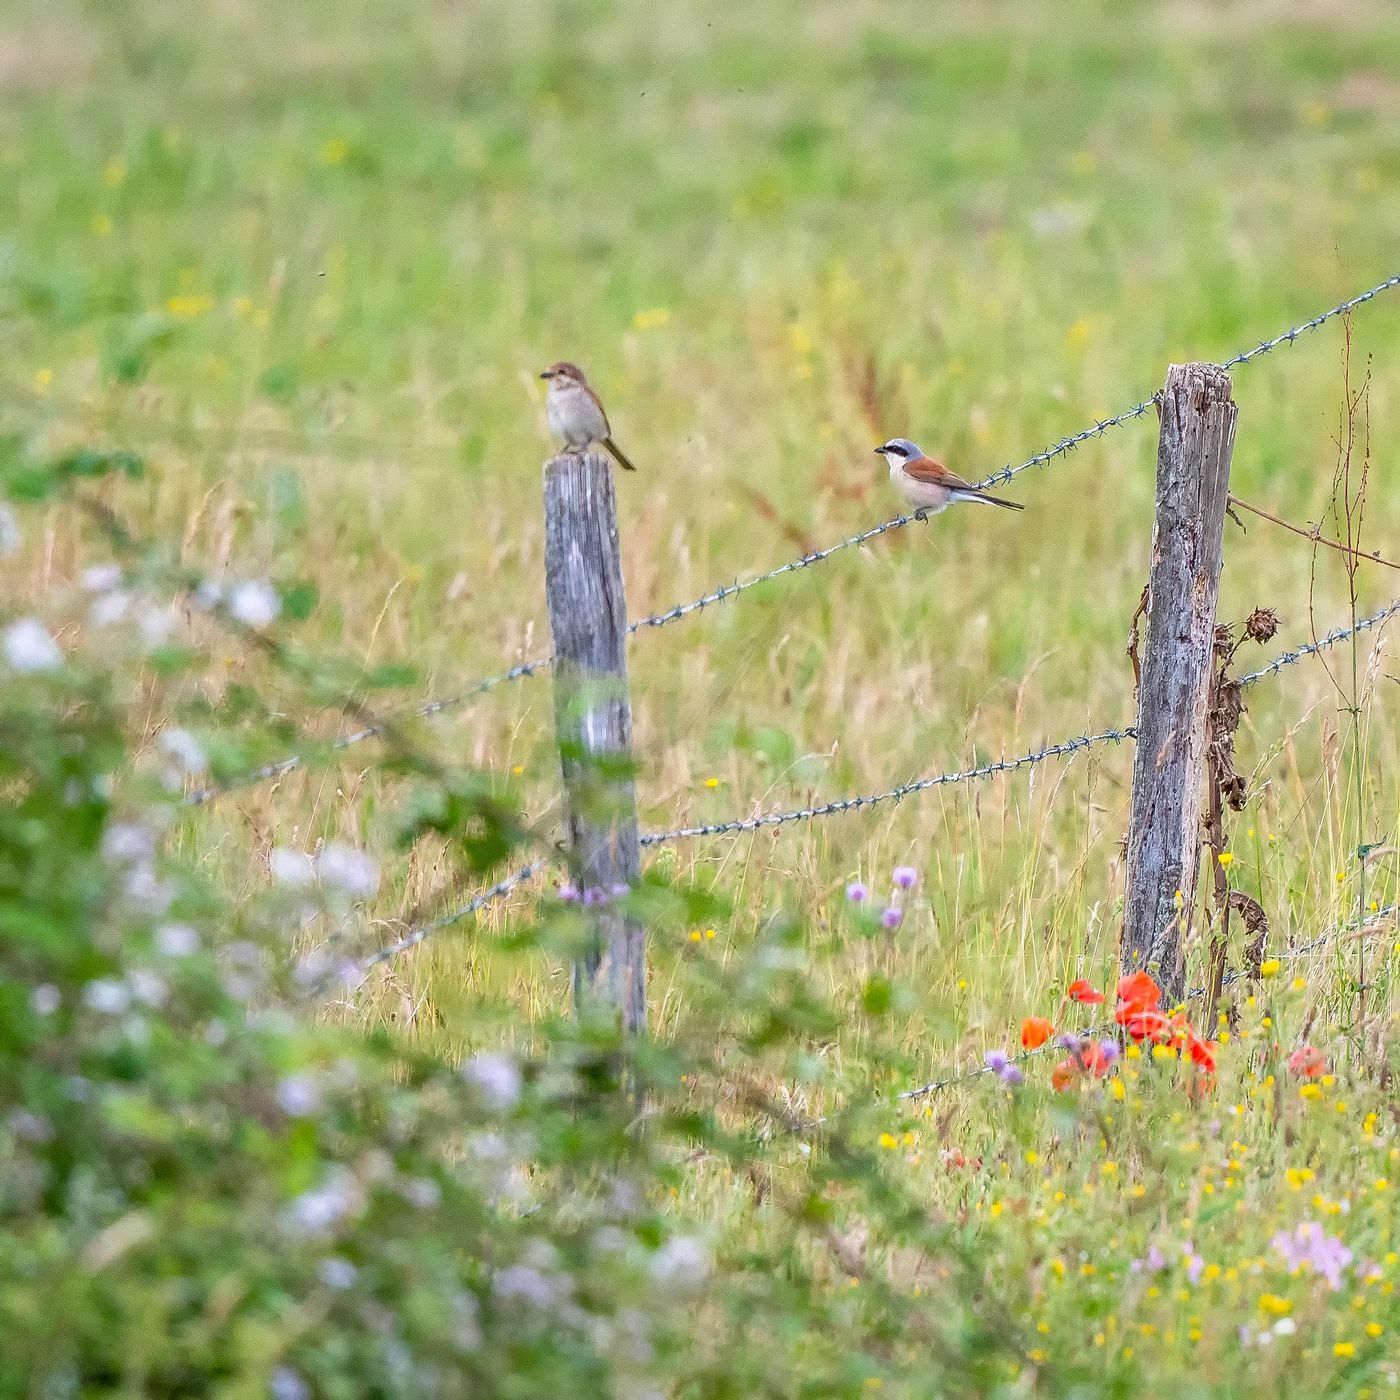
875,438,922,462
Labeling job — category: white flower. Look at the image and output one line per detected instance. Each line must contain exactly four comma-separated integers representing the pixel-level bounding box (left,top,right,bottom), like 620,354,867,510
493,1264,566,1310
88,590,131,627
81,562,122,592
126,969,168,1008
269,1368,311,1400
648,1235,710,1291
317,843,379,899
0,505,20,557
1272,1317,1296,1336
269,847,316,888
30,984,60,1015
276,1073,322,1118
82,978,131,1015
3,618,61,673
228,579,280,627
137,604,177,648
401,1177,442,1209
317,1256,359,1290
101,823,154,866
463,1052,522,1110
155,922,199,957
193,578,224,611
284,1169,357,1234
158,727,207,775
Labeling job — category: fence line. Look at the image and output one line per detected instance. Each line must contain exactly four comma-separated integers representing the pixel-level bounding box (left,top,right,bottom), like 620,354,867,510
344,586,1400,980
179,274,1400,809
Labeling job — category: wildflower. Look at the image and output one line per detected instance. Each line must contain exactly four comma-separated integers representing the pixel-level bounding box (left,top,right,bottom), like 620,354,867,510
2,618,61,673
316,843,379,898
880,906,903,931
275,1073,323,1117
1289,1045,1327,1079
1082,1040,1119,1077
284,1168,358,1234
464,1052,522,1110
30,985,60,1016
317,1256,359,1290
846,881,869,904
1021,1017,1055,1050
1050,1058,1077,1092
1000,1065,1025,1087
556,881,579,902
1271,1221,1354,1290
1067,979,1105,1004
270,1368,311,1400
82,978,131,1015
1187,1033,1217,1074
1259,959,1281,977
878,1132,899,1150
227,579,281,627
269,847,316,888
1124,1008,1173,1044
649,1235,710,1290
985,1049,1010,1073
892,866,918,890
158,727,207,775
1218,852,1235,868
1334,1342,1356,1358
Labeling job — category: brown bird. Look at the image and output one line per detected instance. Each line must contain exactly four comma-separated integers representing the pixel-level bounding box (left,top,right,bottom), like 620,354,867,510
874,438,1023,515
539,361,637,471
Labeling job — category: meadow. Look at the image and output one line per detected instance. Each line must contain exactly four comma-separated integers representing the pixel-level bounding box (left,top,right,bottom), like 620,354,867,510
3,0,1400,1394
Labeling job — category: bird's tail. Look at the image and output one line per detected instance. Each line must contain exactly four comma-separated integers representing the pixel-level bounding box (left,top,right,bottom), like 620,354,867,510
960,489,1023,511
603,437,638,472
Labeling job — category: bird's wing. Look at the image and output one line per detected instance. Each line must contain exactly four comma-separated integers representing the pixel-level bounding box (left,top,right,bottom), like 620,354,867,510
902,456,975,491
585,383,612,435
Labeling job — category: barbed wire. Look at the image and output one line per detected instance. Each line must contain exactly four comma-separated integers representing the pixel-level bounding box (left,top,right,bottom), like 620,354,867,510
350,726,1135,977
185,272,1400,807
1238,596,1400,686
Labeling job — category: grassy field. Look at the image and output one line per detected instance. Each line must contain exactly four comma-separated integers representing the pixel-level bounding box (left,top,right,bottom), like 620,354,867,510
5,0,1400,1391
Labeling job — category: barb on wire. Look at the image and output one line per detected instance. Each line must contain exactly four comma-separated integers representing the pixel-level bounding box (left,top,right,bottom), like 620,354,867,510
1238,596,1400,686
189,272,1400,807
352,725,1134,976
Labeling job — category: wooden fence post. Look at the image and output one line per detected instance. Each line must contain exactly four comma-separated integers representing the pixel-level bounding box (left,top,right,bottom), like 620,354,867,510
543,451,646,1034
1121,363,1237,1002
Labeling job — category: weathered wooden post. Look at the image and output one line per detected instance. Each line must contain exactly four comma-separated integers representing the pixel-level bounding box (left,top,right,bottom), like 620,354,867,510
543,451,646,1033
1121,363,1237,1002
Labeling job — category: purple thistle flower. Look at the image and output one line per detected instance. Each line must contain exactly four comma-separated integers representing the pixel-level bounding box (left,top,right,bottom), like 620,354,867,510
1270,1221,1353,1290
880,906,903,931
892,866,917,890
845,881,869,904
1145,1243,1167,1274
1186,1252,1205,1286
984,1049,1010,1074
999,1065,1025,1087
582,886,607,908
557,881,579,903
1096,1039,1120,1065
610,882,630,899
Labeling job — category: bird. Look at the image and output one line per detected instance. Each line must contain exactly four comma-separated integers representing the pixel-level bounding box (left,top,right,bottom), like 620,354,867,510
539,361,637,471
874,438,1023,516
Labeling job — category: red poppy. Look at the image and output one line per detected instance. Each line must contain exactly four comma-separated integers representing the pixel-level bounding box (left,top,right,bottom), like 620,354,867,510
1050,1058,1078,1092
1079,1041,1117,1078
1115,970,1161,1011
1186,1033,1216,1074
1021,1016,1055,1050
1067,979,1106,1004
1124,1009,1172,1044
1288,1045,1327,1079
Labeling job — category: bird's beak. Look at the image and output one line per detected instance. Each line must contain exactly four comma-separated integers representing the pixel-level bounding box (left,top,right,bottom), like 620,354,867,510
539,371,552,380
873,448,885,457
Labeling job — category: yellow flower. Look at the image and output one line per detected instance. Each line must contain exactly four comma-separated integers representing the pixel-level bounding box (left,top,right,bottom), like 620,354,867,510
631,307,671,331
1024,1150,1039,1165
165,294,213,319
1259,1293,1292,1316
1291,976,1307,991
32,367,52,394
704,927,716,940
1300,1083,1324,1101
319,137,350,165
703,777,719,789
90,213,114,237
788,323,814,357
1259,959,1280,977
1218,852,1234,868
1334,1341,1356,1358
1367,1322,1384,1338
878,1132,898,1150
688,930,702,943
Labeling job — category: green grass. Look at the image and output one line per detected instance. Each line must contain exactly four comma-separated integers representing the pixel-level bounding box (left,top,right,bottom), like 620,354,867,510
4,0,1400,1390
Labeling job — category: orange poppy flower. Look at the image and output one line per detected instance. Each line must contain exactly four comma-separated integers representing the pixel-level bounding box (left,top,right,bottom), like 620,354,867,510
1021,1016,1055,1050
1079,1041,1117,1078
1115,970,1161,1011
1050,1058,1078,1092
1186,1033,1216,1073
1124,1009,1172,1044
1067,979,1106,1004
1288,1045,1327,1079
